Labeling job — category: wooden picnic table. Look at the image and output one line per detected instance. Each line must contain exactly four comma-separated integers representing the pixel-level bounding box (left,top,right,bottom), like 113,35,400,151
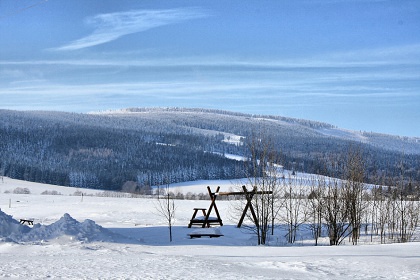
20,219,34,225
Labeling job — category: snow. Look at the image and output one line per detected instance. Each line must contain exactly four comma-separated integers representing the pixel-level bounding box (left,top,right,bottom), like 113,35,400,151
1,212,126,244
316,127,369,142
0,176,102,196
163,172,321,195
159,178,247,194
1,177,419,279
222,134,243,145
189,227,223,237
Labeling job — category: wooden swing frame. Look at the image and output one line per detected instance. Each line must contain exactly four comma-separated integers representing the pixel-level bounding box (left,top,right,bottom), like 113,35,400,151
187,185,273,228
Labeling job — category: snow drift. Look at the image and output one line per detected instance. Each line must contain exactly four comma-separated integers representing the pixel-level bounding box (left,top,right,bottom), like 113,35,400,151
0,210,121,243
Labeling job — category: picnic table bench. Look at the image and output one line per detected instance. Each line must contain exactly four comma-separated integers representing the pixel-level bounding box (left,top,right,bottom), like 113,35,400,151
20,219,34,225
188,207,223,228
187,187,223,228
188,228,224,239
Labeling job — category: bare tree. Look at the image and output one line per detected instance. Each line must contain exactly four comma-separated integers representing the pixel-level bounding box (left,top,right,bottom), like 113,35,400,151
155,181,176,242
372,174,394,244
404,197,420,242
240,131,281,245
323,177,352,245
394,167,419,243
279,173,309,244
307,174,325,246
343,147,367,245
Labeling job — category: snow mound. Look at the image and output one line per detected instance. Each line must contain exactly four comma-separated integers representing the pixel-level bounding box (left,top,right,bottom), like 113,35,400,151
0,210,121,244
0,210,31,242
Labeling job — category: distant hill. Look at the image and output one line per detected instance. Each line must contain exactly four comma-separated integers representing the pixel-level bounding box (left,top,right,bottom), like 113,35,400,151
95,107,420,154
0,108,419,190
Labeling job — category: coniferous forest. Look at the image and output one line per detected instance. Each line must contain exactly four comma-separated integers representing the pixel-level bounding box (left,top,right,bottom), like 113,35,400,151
1,108,419,193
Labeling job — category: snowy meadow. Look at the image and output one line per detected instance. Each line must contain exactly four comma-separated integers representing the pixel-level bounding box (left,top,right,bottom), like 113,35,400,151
1,177,419,279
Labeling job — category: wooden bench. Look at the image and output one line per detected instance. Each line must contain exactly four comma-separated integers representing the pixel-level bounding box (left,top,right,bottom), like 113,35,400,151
188,228,223,239
20,219,34,225
188,207,223,228
189,233,224,239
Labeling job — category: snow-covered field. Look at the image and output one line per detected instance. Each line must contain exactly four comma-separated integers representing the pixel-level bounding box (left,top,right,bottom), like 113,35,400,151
1,177,419,279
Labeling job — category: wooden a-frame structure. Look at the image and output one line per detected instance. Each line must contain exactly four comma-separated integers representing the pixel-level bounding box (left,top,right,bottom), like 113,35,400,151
187,185,273,228
219,185,273,228
188,186,223,228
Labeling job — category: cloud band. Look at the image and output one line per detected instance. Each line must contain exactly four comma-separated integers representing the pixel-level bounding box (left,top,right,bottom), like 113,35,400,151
52,8,208,51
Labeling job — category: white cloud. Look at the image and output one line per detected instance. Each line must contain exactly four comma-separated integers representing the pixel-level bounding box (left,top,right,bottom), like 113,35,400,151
52,8,208,51
8,43,420,69
321,43,420,64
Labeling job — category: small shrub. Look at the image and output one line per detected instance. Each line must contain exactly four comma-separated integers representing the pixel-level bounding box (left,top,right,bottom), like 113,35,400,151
41,190,62,195
13,187,30,194
73,190,83,196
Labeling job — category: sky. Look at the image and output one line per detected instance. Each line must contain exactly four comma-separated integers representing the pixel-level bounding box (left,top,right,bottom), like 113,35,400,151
0,0,419,137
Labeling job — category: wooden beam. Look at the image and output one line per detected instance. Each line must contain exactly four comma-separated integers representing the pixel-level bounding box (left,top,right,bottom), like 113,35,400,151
218,188,273,196
210,186,223,226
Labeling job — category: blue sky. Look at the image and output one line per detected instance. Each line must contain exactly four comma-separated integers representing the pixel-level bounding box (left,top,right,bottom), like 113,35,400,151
0,0,419,137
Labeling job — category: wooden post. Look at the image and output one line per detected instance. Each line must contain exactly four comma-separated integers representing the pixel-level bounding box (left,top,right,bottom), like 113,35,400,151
237,186,259,228
202,186,223,228
188,208,207,228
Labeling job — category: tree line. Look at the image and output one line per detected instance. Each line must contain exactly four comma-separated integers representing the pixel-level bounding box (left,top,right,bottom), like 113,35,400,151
236,134,419,246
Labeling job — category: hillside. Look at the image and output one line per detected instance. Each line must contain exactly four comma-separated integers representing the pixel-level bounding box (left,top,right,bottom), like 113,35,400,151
0,108,419,191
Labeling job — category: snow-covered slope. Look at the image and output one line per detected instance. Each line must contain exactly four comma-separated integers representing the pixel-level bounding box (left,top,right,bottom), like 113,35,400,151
1,108,419,193
95,107,420,154
1,178,419,279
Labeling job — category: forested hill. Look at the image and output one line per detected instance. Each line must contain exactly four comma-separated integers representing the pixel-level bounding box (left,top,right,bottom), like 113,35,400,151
0,108,419,191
